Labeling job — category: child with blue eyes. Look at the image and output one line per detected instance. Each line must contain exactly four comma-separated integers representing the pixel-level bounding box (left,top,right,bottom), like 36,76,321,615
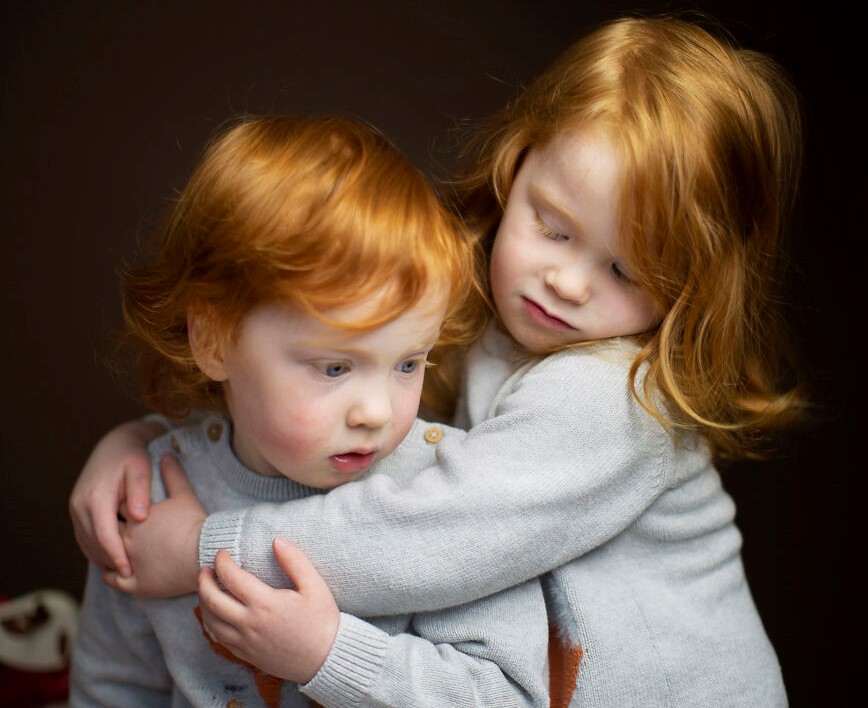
72,16,805,705
69,114,550,706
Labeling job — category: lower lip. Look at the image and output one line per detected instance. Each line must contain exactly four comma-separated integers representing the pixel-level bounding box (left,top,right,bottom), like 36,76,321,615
329,452,376,474
522,297,573,331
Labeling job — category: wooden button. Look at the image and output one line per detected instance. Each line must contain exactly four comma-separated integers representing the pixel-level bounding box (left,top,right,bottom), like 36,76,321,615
207,423,223,441
423,426,443,444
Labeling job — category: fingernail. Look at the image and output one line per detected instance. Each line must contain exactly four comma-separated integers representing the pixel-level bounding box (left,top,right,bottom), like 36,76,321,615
274,536,289,548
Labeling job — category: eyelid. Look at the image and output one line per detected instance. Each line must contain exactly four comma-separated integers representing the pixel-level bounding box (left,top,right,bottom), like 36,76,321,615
612,262,639,287
534,215,568,241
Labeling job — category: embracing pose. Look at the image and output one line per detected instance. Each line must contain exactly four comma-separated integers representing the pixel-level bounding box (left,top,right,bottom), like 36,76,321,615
72,16,804,707
70,115,549,707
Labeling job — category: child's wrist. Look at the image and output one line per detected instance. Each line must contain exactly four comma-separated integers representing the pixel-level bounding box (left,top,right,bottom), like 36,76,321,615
184,519,205,594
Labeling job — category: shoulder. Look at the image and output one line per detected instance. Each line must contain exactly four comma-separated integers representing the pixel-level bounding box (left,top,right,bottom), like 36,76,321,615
503,339,645,416
146,416,230,500
147,416,227,463
366,418,466,484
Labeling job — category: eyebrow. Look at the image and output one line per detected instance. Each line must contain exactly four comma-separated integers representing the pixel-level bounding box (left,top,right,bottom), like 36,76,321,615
300,337,439,360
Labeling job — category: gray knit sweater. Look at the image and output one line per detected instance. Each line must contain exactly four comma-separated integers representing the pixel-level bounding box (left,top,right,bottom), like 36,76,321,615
70,415,550,707
196,323,788,706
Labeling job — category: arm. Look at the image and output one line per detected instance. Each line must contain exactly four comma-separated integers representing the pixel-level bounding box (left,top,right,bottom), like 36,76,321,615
306,583,549,707
103,454,206,597
69,417,166,576
199,537,549,707
199,354,671,616
69,565,172,705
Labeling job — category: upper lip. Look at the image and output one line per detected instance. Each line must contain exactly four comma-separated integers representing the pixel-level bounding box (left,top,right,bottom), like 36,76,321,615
332,448,377,458
523,296,575,329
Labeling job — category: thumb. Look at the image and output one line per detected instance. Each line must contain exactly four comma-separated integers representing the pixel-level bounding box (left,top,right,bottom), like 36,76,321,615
159,453,195,498
272,537,328,596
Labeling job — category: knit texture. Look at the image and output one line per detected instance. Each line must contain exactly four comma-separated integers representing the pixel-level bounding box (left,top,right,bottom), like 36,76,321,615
199,323,788,706
71,416,550,706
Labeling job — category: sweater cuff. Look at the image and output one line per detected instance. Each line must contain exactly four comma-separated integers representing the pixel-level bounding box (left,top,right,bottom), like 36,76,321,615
142,413,173,431
199,509,248,568
301,612,388,706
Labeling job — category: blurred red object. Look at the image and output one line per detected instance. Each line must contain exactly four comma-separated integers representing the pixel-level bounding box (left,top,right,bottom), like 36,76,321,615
0,590,79,707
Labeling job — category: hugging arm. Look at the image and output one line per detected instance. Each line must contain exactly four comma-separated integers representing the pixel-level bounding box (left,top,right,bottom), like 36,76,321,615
69,418,167,576
201,355,670,616
199,537,549,707
70,356,668,615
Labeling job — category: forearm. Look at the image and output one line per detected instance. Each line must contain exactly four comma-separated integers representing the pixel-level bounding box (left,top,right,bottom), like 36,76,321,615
302,580,549,707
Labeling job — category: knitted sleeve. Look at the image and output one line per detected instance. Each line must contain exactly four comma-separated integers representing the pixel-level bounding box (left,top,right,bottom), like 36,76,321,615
302,578,549,706
200,352,672,616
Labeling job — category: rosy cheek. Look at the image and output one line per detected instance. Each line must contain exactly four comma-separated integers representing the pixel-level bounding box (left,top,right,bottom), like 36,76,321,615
256,406,327,450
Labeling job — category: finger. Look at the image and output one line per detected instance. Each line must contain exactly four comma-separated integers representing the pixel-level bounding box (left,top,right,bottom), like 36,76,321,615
123,456,154,521
198,603,240,647
159,453,196,499
69,493,119,570
272,536,328,596
102,569,138,594
213,549,267,607
93,510,132,577
72,522,111,569
198,565,246,627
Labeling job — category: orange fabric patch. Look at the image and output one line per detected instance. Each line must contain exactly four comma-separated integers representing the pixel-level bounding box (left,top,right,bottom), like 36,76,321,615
194,605,284,707
548,622,582,708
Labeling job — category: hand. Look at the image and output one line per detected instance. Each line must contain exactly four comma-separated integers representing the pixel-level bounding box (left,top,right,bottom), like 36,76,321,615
103,454,204,598
69,417,165,576
197,537,340,684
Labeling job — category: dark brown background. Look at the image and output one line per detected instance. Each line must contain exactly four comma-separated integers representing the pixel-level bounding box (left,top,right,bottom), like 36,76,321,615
1,1,862,705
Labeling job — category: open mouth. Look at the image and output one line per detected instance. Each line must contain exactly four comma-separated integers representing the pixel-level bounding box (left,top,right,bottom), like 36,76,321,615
329,451,376,474
521,297,573,330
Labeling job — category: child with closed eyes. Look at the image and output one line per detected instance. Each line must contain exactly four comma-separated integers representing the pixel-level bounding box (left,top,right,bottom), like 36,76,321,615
71,16,806,706
69,114,551,707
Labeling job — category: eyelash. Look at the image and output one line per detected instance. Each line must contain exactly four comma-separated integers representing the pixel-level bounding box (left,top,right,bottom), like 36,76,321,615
536,216,638,288
534,217,569,242
611,263,634,285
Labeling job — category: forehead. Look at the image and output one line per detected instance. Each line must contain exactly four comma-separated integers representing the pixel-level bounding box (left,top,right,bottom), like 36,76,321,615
246,280,448,348
525,129,622,215
322,281,448,334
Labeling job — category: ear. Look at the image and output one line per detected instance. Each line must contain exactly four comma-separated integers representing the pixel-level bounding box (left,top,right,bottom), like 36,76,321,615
188,305,229,382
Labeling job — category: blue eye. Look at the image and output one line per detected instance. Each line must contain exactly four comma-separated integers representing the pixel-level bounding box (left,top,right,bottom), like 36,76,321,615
319,362,350,378
399,359,420,374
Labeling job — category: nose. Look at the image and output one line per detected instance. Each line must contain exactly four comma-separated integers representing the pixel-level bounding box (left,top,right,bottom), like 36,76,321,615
346,385,392,429
544,265,590,305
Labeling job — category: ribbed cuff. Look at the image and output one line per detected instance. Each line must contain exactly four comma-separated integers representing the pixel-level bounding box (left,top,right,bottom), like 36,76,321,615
301,613,388,706
199,509,248,568
142,412,173,431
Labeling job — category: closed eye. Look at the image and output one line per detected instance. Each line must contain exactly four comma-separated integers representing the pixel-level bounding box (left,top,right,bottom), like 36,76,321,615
534,216,569,242
611,262,637,287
